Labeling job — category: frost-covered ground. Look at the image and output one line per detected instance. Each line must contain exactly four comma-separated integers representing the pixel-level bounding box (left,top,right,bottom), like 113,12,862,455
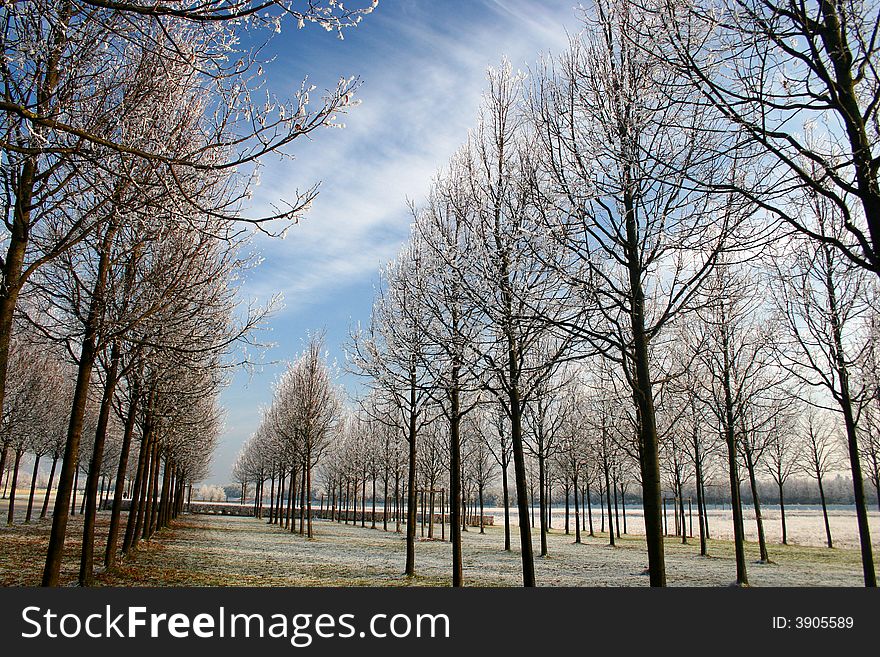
2,500,878,586
486,504,880,550
2,506,876,586
79,513,880,586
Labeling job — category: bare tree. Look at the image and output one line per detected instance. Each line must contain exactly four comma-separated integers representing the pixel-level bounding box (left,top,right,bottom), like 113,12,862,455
272,334,341,537
347,242,433,577
483,401,514,550
529,0,736,585
555,389,590,544
2,340,65,524
452,62,573,587
523,371,571,556
690,261,776,586
860,311,880,511
469,410,498,535
771,190,876,586
0,1,369,448
410,179,485,585
653,0,880,277
765,408,802,545
801,411,844,548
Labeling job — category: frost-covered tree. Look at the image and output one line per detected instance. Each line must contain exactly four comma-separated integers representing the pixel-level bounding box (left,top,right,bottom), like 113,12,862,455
523,370,572,556
529,0,737,586
1,339,66,525
772,194,876,584
347,242,433,576
452,63,572,587
271,335,341,537
764,406,802,546
410,179,484,585
653,0,880,277
0,1,371,459
687,260,780,585
800,410,844,549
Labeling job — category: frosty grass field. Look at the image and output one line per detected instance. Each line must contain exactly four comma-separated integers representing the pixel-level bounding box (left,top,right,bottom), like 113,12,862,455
2,504,877,587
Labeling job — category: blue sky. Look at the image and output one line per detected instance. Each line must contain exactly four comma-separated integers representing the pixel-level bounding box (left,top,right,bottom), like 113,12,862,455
210,0,585,484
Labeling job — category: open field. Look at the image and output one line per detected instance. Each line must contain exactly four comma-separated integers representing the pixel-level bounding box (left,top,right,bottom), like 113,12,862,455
1,509,876,586
490,504,880,550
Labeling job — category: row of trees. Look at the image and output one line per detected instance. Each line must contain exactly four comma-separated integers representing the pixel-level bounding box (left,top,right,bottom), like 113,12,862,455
229,349,878,573
234,335,342,539
340,0,880,588
0,1,377,586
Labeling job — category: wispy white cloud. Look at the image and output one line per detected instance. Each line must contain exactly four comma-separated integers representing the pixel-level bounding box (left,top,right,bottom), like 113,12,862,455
239,0,579,315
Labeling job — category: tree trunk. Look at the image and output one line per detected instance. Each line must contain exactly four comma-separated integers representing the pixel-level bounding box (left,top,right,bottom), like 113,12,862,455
157,457,171,531
603,451,614,547
131,444,151,549
382,460,390,532
276,470,286,526
745,450,769,563
538,448,548,557
509,383,535,586
479,485,485,535
395,471,401,533
122,422,151,555
427,484,433,538
817,470,833,549
383,462,389,531
296,465,303,532
612,474,620,540
267,471,275,524
823,241,875,585
25,453,41,523
405,370,418,577
586,484,594,536
306,463,313,538
70,465,79,516
564,483,570,535
42,216,119,587
6,449,23,524
721,317,748,586
502,459,511,551
139,444,155,541
106,355,143,568
625,214,666,585
360,468,366,528
677,478,687,545
694,428,707,556
80,341,121,585
778,481,788,546
146,443,161,538
0,158,36,442
98,476,107,511
40,455,58,519
289,466,297,532
449,382,463,586
0,444,8,499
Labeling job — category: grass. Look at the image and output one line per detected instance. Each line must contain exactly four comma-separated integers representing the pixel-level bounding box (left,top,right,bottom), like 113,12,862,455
0,510,874,587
